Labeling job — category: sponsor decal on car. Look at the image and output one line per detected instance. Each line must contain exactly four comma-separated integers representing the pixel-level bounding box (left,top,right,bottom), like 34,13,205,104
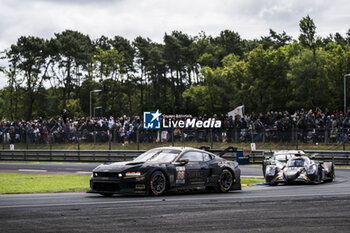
176,167,186,184
135,184,146,190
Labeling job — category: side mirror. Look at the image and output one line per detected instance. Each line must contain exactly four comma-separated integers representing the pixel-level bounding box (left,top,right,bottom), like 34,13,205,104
179,159,189,165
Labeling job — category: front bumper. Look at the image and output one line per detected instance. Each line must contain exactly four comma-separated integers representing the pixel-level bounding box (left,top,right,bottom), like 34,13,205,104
266,174,312,185
88,175,148,195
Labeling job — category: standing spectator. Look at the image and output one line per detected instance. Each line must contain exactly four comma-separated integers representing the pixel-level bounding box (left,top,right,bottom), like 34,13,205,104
33,126,40,144
42,126,48,144
62,109,68,124
108,117,115,130
254,117,264,141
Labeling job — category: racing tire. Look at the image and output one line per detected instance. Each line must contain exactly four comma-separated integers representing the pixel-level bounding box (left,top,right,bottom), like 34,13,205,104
217,169,233,193
149,171,167,196
262,161,269,177
328,167,335,182
313,170,322,184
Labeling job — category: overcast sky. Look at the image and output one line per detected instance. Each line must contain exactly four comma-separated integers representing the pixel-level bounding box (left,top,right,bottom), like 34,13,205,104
1,0,350,87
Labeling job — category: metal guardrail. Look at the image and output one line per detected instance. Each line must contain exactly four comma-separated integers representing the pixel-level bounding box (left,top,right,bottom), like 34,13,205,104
0,150,144,162
0,149,237,162
0,149,349,165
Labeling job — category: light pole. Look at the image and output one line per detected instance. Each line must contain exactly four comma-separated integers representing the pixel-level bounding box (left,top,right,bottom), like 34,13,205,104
94,106,102,117
344,74,350,151
90,89,102,118
345,74,350,115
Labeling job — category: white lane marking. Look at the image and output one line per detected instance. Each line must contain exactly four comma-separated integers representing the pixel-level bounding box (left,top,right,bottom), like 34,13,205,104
241,175,264,179
18,169,48,172
0,192,349,209
76,171,91,174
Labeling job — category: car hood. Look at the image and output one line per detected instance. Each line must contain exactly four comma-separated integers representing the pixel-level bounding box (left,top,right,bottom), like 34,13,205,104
93,161,167,173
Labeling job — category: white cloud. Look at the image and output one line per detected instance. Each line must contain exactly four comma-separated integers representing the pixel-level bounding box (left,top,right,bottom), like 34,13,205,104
1,0,350,87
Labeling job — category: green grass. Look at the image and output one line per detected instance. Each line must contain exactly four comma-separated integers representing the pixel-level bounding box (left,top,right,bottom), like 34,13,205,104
0,173,90,194
0,173,264,194
241,177,265,184
3,141,350,151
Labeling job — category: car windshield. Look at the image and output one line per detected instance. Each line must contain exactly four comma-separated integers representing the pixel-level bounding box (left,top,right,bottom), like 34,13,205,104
274,154,290,163
133,148,181,163
287,159,307,167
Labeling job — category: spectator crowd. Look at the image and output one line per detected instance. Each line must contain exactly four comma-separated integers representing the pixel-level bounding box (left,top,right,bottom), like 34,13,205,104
1,107,350,145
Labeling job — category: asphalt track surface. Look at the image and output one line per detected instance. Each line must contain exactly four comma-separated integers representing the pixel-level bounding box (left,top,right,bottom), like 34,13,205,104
0,162,262,177
0,162,99,175
1,163,350,232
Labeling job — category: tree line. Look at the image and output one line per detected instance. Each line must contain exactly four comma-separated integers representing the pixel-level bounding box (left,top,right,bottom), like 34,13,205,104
1,15,350,121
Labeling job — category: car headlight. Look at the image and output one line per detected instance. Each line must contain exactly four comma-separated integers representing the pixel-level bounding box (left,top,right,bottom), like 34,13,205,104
266,166,276,176
125,171,142,177
231,161,239,169
307,165,317,174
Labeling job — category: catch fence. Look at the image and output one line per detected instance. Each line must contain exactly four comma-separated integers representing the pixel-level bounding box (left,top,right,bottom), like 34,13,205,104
2,126,350,150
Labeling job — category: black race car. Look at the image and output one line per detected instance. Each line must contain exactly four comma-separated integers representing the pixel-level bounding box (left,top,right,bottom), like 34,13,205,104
265,154,335,185
88,147,241,196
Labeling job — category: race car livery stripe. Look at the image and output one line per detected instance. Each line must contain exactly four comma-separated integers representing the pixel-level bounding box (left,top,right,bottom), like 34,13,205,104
270,175,281,183
300,174,310,182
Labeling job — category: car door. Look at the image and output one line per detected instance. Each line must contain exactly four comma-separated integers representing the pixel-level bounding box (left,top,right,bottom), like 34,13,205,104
201,152,212,181
177,151,209,186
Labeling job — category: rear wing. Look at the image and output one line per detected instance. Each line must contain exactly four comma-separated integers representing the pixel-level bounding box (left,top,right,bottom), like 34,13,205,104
198,146,237,157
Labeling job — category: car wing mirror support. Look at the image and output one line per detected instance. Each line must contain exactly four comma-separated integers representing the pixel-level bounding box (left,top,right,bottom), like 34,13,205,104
179,159,189,165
